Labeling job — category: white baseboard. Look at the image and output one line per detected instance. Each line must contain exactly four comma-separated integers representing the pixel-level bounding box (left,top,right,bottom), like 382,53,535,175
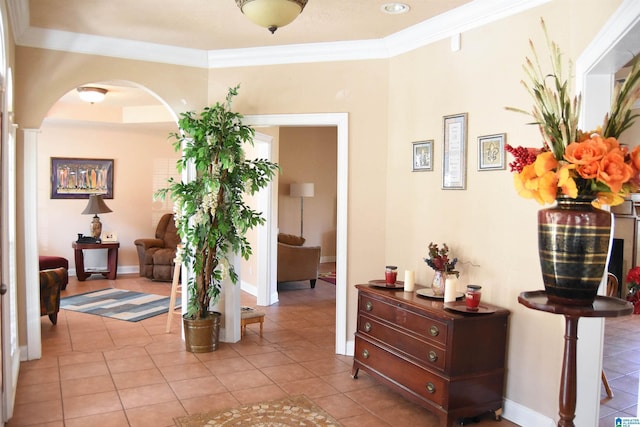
241,280,258,297
68,265,140,277
502,398,555,427
321,256,336,264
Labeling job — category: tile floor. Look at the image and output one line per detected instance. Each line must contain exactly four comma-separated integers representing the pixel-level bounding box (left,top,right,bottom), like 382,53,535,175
8,266,521,427
600,313,640,426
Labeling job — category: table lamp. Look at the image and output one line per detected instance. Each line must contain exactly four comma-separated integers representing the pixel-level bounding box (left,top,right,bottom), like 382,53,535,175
81,194,112,238
290,182,314,237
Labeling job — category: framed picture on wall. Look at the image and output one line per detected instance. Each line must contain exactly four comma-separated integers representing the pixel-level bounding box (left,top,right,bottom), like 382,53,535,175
478,133,506,171
442,113,467,189
412,140,433,171
50,157,114,199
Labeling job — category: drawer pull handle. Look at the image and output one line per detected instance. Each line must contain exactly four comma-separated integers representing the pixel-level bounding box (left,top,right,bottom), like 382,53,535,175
428,351,438,362
362,349,369,359
426,382,436,394
364,322,372,332
365,301,373,311
429,325,439,336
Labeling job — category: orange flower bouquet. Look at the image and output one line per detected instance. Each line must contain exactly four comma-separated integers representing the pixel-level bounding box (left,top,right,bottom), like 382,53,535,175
506,19,640,207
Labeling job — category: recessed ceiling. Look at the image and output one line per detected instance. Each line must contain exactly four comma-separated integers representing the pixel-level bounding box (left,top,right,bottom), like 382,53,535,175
26,0,473,50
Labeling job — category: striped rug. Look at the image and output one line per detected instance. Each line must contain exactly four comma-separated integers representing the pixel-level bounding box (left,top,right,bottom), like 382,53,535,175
60,288,180,322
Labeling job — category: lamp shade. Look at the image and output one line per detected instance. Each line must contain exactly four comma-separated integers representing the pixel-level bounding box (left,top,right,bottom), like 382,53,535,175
236,0,308,33
77,87,107,103
81,194,113,215
290,183,314,198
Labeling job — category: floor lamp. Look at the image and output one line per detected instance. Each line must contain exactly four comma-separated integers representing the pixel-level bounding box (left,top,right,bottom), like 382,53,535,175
290,183,314,237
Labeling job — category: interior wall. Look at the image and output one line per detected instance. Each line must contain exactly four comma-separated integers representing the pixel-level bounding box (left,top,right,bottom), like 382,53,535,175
386,0,623,422
37,122,179,273
12,0,629,423
278,126,337,260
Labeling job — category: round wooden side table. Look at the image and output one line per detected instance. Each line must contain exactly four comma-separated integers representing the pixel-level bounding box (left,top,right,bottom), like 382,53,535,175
518,290,632,427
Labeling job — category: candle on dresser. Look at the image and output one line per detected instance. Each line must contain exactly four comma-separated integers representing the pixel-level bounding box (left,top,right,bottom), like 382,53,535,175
444,276,458,302
404,270,415,292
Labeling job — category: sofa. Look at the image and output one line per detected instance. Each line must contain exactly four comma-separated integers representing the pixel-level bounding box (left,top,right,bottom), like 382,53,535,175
134,213,180,282
277,233,321,288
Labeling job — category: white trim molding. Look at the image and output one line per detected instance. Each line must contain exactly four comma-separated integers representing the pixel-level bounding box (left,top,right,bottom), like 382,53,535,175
244,112,349,355
8,0,551,69
22,128,41,361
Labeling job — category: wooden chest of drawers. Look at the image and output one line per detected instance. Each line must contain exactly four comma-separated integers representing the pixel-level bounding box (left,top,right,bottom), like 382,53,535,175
352,284,510,427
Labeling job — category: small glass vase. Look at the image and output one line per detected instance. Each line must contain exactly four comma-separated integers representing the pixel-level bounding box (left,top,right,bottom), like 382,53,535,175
431,270,447,296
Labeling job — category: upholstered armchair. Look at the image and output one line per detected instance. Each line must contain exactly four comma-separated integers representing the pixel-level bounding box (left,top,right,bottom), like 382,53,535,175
134,213,180,282
277,233,321,288
39,255,69,290
40,267,66,325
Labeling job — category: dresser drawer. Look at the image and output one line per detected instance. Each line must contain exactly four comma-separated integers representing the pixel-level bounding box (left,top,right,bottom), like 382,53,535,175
359,293,448,346
354,336,448,406
358,314,446,371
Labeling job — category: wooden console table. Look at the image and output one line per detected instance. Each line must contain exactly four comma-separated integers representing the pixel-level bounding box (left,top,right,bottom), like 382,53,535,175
352,284,510,427
518,291,632,427
72,241,120,281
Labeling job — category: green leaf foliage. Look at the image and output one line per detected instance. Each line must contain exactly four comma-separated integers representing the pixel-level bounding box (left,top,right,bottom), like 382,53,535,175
155,85,279,320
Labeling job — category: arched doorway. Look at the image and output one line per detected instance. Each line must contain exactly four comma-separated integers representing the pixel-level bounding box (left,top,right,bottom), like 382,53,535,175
24,81,179,359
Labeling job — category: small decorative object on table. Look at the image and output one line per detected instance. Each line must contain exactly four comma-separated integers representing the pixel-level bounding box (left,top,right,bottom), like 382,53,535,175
385,265,398,285
626,267,640,314
505,19,640,306
465,285,482,310
424,242,459,296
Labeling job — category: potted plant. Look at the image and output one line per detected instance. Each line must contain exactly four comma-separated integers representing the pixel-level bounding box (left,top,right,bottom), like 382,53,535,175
156,85,279,352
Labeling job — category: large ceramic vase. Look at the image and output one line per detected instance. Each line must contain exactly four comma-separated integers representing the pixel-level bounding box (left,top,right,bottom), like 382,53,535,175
183,311,221,353
538,196,613,305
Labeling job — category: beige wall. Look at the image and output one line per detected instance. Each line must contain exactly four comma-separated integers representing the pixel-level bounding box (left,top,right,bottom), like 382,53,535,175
386,0,623,418
278,126,337,259
11,0,629,422
37,122,179,272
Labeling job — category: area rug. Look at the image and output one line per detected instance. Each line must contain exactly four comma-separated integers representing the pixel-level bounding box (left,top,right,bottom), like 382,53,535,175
174,395,342,427
60,288,180,322
318,272,336,285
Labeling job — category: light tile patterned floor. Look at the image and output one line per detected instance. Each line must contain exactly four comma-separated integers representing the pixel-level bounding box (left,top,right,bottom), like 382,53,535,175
7,266,521,426
600,313,640,426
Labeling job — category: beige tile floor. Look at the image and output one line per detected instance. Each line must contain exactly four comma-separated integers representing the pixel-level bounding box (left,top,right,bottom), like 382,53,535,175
8,266,520,427
600,313,640,426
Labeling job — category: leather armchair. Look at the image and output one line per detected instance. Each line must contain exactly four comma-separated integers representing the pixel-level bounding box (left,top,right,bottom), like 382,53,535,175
277,233,321,288
134,213,180,282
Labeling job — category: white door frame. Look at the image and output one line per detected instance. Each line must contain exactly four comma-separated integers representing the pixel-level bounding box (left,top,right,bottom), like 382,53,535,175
574,1,640,424
245,113,349,355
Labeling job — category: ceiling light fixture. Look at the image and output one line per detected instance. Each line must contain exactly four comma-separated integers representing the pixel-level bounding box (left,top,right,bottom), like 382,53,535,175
381,3,410,15
77,87,108,103
235,0,308,34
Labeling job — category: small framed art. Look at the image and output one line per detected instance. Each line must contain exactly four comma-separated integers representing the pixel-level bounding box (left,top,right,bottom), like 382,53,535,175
478,133,506,171
412,140,433,171
102,231,118,242
442,113,467,189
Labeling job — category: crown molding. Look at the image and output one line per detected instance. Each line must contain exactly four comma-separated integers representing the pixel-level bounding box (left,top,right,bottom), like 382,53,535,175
8,0,550,69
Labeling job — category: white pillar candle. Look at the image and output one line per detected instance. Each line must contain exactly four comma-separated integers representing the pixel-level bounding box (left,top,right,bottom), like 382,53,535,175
404,270,415,292
444,276,458,302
